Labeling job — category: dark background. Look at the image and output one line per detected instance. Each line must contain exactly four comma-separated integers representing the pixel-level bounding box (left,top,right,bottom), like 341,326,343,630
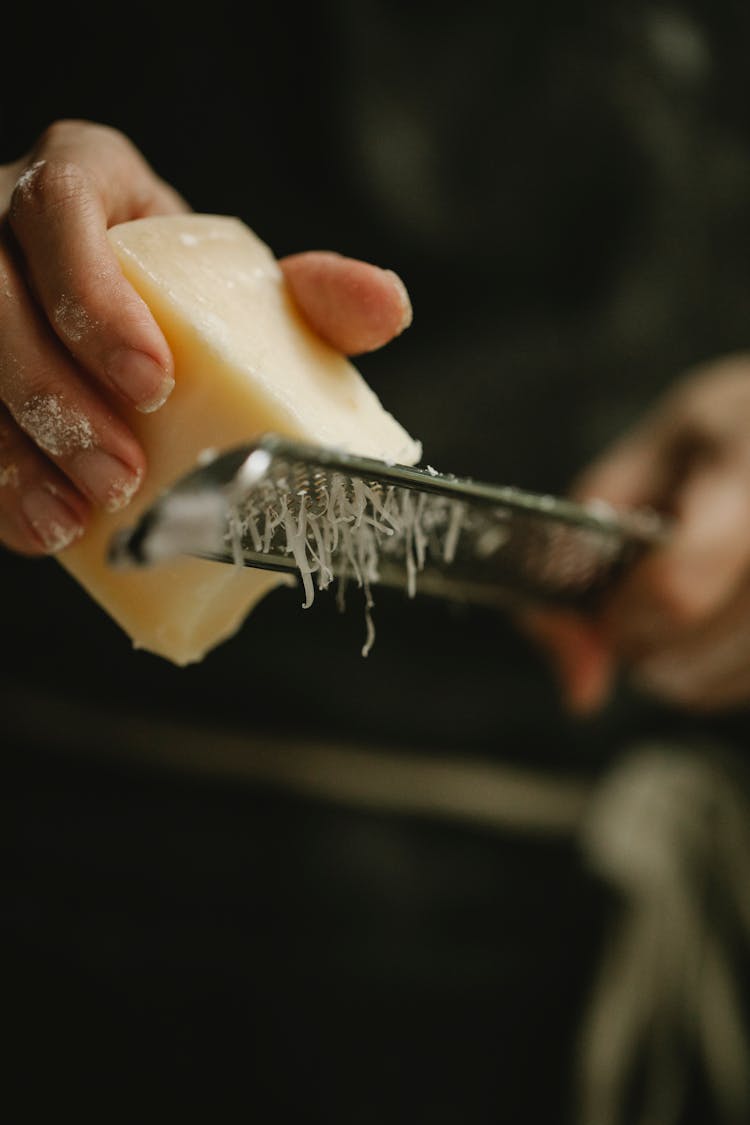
3,2,750,1120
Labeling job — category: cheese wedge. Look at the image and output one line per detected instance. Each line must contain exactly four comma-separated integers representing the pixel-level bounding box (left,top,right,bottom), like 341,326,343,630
58,214,421,664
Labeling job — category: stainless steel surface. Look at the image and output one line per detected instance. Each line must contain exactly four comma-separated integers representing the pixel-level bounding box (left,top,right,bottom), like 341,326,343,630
108,434,668,610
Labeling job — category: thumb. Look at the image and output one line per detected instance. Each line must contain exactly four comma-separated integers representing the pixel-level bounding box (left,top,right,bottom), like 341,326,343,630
279,251,413,356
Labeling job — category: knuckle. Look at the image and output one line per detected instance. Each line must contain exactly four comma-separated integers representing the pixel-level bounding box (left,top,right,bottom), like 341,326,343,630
0,397,90,553
12,387,96,459
9,157,88,225
51,289,100,348
36,118,79,148
37,118,124,152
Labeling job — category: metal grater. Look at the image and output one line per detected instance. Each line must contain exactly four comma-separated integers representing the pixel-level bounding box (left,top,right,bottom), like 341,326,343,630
108,433,667,612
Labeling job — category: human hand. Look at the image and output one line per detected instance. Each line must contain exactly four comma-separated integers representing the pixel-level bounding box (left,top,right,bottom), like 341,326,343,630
0,119,412,557
526,354,750,713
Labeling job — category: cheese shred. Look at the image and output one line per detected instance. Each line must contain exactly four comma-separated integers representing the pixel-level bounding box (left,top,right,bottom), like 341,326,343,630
232,475,465,655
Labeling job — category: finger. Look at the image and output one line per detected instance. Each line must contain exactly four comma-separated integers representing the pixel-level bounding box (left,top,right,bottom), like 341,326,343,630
604,451,750,656
0,404,89,555
579,355,750,512
279,251,413,355
8,121,189,413
572,415,679,511
522,608,616,715
631,581,750,711
0,248,145,512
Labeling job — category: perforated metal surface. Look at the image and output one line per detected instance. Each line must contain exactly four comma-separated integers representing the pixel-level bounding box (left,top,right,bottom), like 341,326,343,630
110,434,667,611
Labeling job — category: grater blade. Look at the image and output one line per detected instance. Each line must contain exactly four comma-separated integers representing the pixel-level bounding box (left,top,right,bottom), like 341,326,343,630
108,433,667,611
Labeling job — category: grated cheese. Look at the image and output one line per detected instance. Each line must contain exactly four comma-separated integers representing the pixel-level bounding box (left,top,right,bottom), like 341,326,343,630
232,475,466,655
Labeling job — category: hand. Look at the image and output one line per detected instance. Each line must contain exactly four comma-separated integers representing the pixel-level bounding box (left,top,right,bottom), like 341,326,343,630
526,354,750,713
0,119,412,557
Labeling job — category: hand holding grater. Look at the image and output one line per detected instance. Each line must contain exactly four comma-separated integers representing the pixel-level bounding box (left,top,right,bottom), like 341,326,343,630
107,434,668,618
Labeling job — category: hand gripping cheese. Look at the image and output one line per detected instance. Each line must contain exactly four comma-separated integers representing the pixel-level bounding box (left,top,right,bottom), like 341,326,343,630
58,215,421,664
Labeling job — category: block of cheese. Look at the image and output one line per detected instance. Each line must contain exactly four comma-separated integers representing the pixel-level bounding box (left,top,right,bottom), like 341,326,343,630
58,214,421,664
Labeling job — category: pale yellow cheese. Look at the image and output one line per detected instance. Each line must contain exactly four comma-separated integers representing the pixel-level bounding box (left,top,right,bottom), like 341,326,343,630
59,214,421,664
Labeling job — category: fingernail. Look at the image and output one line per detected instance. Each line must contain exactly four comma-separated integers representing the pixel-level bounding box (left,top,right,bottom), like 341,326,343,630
21,487,84,553
384,269,413,332
75,449,143,512
106,348,174,413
